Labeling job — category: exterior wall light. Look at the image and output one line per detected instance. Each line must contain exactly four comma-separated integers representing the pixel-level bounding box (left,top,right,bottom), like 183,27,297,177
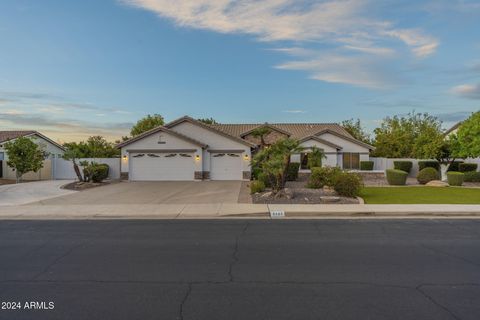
122,155,128,161
195,155,201,161
244,154,250,160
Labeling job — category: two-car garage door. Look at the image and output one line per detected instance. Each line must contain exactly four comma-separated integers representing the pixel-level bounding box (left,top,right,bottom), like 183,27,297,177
130,152,195,181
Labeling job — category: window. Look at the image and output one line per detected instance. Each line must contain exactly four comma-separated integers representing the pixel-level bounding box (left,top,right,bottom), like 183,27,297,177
343,153,360,170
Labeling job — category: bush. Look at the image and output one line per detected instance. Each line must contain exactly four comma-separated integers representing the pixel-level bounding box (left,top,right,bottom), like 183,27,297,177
447,172,464,186
447,161,463,172
307,166,342,189
257,172,272,187
286,162,300,181
360,161,374,171
83,162,109,183
417,167,440,185
333,172,363,198
386,169,408,185
459,163,478,172
464,171,480,182
250,180,266,194
251,167,262,180
418,161,440,171
393,161,413,174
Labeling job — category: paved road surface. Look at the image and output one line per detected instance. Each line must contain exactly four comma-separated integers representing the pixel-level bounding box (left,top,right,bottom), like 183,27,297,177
0,219,479,319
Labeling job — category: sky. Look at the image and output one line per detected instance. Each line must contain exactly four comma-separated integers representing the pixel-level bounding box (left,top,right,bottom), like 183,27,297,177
0,0,479,143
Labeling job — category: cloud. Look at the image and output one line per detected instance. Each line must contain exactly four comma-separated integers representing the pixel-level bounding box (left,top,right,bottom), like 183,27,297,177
451,83,480,99
436,111,473,123
121,0,438,88
276,53,399,88
282,110,306,114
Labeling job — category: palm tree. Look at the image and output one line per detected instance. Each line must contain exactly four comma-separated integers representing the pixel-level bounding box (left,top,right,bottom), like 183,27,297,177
307,146,326,169
251,127,272,149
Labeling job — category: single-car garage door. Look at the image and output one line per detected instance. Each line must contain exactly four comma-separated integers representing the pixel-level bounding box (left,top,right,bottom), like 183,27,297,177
210,153,242,180
130,152,195,181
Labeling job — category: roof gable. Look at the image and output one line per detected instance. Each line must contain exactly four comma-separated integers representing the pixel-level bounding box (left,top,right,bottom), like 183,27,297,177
165,116,256,147
116,126,207,149
0,131,65,151
240,124,291,138
316,129,375,150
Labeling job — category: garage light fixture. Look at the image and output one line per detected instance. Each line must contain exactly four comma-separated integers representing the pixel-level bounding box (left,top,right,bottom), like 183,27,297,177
195,155,200,161
244,154,250,160
122,155,128,160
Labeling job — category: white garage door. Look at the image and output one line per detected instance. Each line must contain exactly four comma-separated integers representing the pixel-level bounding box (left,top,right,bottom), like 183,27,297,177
130,152,195,181
210,153,242,180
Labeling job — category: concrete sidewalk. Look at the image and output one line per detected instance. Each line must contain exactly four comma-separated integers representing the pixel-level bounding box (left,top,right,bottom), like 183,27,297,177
2,203,480,219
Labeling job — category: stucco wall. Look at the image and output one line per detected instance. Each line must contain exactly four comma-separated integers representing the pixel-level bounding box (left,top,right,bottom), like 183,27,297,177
120,131,203,173
317,132,370,153
170,121,251,173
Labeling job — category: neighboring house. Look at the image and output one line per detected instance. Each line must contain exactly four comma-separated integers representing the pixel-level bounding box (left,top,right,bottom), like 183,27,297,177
117,116,375,181
445,122,462,138
0,131,65,180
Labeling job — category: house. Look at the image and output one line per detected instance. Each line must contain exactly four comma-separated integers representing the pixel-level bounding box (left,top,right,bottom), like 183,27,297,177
445,122,462,137
0,131,65,180
117,116,375,181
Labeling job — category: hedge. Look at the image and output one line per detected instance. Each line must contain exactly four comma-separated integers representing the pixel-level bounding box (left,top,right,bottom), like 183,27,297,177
333,172,363,198
447,161,463,172
393,161,413,174
447,172,464,186
250,180,266,194
418,161,440,171
459,163,478,172
83,163,109,183
360,161,374,171
307,166,342,189
464,171,480,182
386,169,408,185
417,167,440,185
286,162,300,181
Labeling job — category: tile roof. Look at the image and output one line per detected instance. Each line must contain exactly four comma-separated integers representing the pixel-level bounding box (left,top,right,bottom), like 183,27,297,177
210,123,354,140
0,131,36,143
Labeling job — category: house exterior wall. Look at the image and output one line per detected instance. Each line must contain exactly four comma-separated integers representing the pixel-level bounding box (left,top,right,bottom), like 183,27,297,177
169,121,251,175
120,131,203,174
0,134,64,180
317,132,370,153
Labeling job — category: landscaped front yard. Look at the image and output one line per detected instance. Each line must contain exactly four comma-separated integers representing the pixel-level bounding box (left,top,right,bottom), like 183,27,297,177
360,186,480,204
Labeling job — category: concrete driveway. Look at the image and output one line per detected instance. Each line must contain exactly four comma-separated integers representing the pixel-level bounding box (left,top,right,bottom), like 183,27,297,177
36,181,243,205
0,180,76,206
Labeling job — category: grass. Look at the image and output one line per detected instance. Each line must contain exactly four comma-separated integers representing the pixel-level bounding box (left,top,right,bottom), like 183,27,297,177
360,186,480,204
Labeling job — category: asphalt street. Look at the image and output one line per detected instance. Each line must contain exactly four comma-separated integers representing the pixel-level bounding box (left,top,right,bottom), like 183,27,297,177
0,219,479,320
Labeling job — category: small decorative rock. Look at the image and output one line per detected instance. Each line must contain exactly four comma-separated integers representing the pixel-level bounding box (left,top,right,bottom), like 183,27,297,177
320,196,341,203
260,191,273,198
425,180,449,187
322,186,337,195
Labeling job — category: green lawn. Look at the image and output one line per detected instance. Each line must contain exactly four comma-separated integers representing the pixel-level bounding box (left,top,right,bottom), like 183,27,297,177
360,187,480,204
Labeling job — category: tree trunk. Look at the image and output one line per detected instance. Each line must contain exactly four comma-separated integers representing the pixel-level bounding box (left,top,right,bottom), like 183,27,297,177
15,171,22,184
72,160,83,182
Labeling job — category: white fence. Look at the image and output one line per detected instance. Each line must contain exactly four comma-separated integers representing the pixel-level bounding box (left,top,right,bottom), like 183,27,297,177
53,158,121,180
370,157,480,177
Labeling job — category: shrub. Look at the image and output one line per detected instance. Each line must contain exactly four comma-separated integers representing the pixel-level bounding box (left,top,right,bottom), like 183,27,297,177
251,167,262,180
459,163,478,172
307,146,325,169
417,167,440,185
307,166,342,189
83,162,109,183
250,180,266,194
286,162,300,181
464,171,480,182
393,161,413,174
447,161,463,172
360,161,374,171
447,172,464,186
257,172,272,187
333,172,363,198
418,160,440,171
386,169,408,185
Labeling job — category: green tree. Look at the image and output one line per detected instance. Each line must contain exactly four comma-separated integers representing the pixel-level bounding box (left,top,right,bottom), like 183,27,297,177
251,138,303,193
130,114,164,137
450,111,480,159
4,137,45,183
373,112,445,159
341,118,371,144
251,127,272,149
307,146,326,169
85,136,119,158
197,117,218,125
